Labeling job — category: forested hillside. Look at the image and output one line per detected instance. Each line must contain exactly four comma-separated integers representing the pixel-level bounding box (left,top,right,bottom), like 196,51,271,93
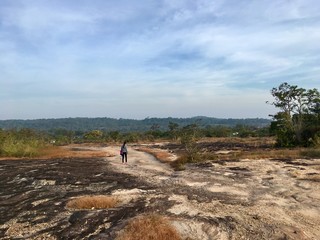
0,117,270,132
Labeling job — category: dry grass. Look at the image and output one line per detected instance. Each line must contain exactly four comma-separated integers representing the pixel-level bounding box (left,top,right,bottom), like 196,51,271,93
199,137,320,160
234,149,303,160
300,149,320,158
236,148,320,160
116,214,182,240
170,155,188,171
40,144,114,159
0,144,114,160
136,147,174,162
200,137,276,146
201,148,307,161
66,195,119,210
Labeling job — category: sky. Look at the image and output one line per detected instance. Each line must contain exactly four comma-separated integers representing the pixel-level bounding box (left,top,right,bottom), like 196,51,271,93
1,0,320,120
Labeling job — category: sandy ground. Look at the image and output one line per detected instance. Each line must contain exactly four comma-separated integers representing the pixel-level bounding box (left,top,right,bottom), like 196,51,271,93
1,144,320,239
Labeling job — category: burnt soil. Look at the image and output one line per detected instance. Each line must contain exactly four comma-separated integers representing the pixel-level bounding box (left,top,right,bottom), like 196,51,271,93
0,157,169,240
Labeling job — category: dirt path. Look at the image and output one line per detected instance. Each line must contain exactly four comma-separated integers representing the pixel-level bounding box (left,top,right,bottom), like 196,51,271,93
104,145,320,240
106,146,172,177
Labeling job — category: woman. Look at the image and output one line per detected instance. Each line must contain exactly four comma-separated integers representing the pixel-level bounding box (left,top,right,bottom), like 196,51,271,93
120,141,128,163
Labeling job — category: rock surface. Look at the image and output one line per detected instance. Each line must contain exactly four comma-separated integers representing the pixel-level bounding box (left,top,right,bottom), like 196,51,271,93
1,144,320,239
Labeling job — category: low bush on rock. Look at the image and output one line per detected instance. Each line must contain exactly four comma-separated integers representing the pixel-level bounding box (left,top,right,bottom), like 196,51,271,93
116,214,181,240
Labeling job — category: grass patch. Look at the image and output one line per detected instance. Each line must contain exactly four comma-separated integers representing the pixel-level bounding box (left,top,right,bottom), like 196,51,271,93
233,149,302,160
136,147,173,162
171,147,313,170
170,155,188,171
39,145,112,159
170,153,205,171
0,138,45,158
66,195,119,210
116,214,181,240
300,149,320,158
199,137,276,148
0,129,48,158
202,149,304,161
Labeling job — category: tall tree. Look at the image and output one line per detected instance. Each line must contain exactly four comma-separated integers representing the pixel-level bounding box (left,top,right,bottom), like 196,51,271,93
179,124,200,162
269,82,320,147
168,122,179,140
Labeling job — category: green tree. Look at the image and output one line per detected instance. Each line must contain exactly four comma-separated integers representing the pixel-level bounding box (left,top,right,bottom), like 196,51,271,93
51,128,75,144
168,122,179,140
108,131,121,142
203,125,232,137
179,124,200,162
269,82,320,147
84,130,103,141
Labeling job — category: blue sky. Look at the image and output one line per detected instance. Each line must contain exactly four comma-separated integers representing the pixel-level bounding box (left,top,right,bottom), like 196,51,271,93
1,0,320,120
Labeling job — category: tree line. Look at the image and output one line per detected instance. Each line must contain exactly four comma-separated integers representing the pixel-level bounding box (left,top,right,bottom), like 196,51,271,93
1,82,319,158
47,123,270,145
0,117,270,132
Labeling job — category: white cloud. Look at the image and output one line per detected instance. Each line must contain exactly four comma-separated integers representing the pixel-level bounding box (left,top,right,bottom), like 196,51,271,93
0,0,319,119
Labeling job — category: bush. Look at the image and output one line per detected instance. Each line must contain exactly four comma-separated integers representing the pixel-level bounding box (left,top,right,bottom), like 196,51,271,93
1,139,41,157
0,129,47,157
170,155,188,171
116,214,181,240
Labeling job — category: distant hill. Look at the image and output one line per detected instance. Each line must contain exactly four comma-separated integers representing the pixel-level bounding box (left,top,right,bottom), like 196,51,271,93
0,117,271,132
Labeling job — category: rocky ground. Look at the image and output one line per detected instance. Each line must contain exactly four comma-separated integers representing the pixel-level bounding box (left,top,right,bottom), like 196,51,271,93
1,144,320,239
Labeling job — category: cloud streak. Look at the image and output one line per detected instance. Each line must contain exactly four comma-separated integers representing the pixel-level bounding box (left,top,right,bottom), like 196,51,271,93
1,0,319,119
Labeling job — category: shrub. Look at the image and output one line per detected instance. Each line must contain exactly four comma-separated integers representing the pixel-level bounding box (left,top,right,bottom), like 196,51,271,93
0,128,48,157
116,214,181,240
179,124,200,162
137,147,173,162
170,155,188,171
0,132,46,158
66,195,119,210
171,153,208,170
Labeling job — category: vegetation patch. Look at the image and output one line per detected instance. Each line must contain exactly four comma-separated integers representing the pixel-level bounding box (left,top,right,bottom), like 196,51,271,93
0,129,46,158
116,214,182,240
170,145,312,171
66,195,119,210
300,149,320,159
39,145,112,159
136,147,174,162
269,82,320,147
170,155,188,171
232,148,304,160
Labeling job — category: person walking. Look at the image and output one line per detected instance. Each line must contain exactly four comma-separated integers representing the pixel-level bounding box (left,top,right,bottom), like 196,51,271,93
120,141,128,164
